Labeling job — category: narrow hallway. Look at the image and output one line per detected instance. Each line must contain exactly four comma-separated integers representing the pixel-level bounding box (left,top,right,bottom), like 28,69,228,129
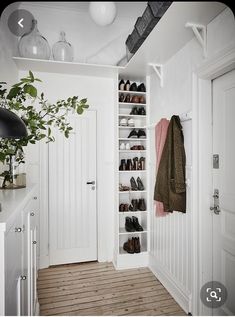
38,262,185,316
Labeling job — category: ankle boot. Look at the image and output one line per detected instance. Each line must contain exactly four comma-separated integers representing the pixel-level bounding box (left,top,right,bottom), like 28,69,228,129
139,157,145,170
133,157,138,170
126,159,133,170
137,177,144,191
138,199,146,211
132,216,143,231
119,159,126,171
133,237,141,253
129,199,138,211
130,177,138,191
125,217,135,232
123,238,134,254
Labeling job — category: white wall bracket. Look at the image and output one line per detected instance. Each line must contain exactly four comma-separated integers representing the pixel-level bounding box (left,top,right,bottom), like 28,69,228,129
148,63,163,87
185,22,207,57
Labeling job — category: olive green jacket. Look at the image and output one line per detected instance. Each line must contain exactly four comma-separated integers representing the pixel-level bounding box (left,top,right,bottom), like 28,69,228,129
154,115,186,213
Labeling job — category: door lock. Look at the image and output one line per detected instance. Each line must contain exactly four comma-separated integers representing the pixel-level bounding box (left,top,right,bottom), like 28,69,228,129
210,189,221,215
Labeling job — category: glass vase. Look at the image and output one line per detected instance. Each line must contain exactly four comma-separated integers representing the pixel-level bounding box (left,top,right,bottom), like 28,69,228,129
18,19,51,60
52,31,74,62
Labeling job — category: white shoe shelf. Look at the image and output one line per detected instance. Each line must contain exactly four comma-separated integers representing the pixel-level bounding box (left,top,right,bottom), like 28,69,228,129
114,75,150,270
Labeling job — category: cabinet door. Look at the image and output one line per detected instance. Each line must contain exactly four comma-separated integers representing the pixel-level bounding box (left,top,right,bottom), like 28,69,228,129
5,213,23,316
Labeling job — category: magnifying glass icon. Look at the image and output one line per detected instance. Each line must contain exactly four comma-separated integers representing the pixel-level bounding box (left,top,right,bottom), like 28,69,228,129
210,291,218,299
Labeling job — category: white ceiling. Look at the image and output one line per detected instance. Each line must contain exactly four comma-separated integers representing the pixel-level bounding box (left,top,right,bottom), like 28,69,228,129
21,2,148,18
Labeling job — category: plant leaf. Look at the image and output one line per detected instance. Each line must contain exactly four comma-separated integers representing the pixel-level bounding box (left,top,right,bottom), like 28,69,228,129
7,86,21,99
24,84,37,98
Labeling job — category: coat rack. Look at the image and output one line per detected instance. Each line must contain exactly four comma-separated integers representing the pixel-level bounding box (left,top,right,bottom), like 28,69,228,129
185,22,207,57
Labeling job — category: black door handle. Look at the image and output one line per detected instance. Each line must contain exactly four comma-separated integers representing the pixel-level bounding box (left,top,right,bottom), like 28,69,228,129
86,181,95,185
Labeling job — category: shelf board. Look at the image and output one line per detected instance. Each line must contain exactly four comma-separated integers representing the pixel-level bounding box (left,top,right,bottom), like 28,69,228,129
119,102,146,107
13,56,124,78
119,150,146,153
119,170,146,173
119,190,147,194
119,138,147,141
119,248,148,255
118,114,146,118
119,228,147,235
119,211,148,214
118,126,146,129
118,90,146,95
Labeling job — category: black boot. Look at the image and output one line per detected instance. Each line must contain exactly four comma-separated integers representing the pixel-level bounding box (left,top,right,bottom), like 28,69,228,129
129,199,138,211
138,199,146,211
132,216,143,231
126,159,133,170
137,177,144,191
125,217,135,232
130,177,138,191
119,159,126,171
133,237,141,253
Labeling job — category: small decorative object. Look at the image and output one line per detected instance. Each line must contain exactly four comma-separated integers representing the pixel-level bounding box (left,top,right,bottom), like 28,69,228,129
52,31,73,62
89,2,117,26
18,19,51,60
0,72,89,189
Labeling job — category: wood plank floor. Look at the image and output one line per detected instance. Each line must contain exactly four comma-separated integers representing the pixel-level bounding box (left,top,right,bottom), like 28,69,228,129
38,262,186,316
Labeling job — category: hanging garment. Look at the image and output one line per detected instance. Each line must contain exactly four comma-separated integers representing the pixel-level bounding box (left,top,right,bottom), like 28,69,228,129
154,118,170,217
154,115,186,213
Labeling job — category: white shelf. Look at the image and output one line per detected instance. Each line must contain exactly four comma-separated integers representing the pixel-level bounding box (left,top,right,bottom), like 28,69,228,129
119,228,147,235
119,191,147,194
119,211,148,215
119,150,146,153
118,90,146,95
119,170,146,173
118,126,146,129
119,248,148,255
118,114,146,118
119,102,146,106
119,138,147,141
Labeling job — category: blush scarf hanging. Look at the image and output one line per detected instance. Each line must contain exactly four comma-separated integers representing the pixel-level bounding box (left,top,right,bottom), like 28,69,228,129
154,118,170,217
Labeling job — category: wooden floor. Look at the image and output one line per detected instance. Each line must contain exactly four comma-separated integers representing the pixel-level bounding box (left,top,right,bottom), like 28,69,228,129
38,262,186,316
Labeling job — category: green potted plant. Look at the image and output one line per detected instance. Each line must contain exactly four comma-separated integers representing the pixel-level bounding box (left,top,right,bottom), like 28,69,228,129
0,71,89,189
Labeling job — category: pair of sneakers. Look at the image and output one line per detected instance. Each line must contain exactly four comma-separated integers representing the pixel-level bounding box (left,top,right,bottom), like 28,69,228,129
120,142,130,150
119,118,134,127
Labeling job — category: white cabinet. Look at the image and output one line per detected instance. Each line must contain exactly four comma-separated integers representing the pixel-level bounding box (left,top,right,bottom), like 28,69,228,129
0,186,39,316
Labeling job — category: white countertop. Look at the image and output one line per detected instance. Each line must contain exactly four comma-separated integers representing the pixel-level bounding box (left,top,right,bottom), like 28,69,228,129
0,185,37,232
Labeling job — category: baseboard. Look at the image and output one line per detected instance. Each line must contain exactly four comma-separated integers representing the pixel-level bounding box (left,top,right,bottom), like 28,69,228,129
149,254,190,314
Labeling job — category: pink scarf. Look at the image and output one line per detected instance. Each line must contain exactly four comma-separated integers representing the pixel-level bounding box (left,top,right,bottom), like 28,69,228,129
155,118,170,217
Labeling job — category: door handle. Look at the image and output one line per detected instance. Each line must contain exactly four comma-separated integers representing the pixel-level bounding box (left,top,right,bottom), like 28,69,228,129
86,181,95,185
210,189,221,215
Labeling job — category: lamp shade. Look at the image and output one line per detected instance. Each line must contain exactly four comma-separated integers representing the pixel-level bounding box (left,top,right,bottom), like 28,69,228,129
0,108,28,138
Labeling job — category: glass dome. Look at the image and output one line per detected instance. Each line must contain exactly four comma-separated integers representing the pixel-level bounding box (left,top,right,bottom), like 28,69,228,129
18,19,51,60
52,31,74,62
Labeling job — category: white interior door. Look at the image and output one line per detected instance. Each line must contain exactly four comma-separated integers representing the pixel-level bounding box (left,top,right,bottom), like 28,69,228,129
49,111,97,265
212,69,235,315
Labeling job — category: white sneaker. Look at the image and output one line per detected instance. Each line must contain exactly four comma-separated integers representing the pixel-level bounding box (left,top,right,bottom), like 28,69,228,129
120,118,128,126
127,118,135,127
125,143,130,150
120,143,126,150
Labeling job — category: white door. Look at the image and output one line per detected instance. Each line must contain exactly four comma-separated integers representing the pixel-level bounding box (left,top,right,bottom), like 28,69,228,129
49,111,97,265
212,69,235,315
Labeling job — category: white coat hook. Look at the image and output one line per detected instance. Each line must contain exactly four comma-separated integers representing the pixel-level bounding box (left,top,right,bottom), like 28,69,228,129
185,22,206,57
149,63,163,87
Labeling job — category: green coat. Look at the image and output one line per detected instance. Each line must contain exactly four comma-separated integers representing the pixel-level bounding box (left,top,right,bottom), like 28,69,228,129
154,115,186,213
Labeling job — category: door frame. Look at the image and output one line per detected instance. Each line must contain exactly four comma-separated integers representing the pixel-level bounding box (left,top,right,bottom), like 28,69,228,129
192,43,235,315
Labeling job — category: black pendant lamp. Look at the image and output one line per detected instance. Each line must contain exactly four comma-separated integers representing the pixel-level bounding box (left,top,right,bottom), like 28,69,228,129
0,108,28,138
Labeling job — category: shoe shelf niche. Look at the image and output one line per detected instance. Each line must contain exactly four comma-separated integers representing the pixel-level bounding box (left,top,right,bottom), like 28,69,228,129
114,76,149,269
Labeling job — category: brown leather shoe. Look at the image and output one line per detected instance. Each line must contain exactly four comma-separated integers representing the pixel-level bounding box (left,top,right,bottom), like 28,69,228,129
123,238,134,254
131,95,139,104
119,204,124,212
133,237,141,253
139,96,145,104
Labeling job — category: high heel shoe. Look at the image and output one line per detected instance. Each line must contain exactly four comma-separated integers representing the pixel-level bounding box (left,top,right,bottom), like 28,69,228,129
137,177,144,191
124,94,131,103
119,79,125,90
130,82,137,91
137,83,146,92
139,157,145,170
130,107,138,115
130,177,138,191
124,80,130,91
126,159,133,170
133,157,138,170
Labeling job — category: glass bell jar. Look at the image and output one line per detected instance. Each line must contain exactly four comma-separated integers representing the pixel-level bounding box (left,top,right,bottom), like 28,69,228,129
18,19,51,60
52,31,74,62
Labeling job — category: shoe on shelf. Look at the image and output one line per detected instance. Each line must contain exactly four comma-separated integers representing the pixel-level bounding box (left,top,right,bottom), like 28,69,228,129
138,107,146,115
137,83,146,92
119,184,130,191
132,216,144,231
127,118,135,127
119,79,125,91
120,118,128,126
124,94,131,103
130,107,138,115
130,82,137,91
126,159,133,170
139,96,145,104
133,237,141,253
138,145,145,150
128,129,138,138
124,80,130,91
137,177,144,191
120,143,126,150
138,129,146,139
138,198,146,211
124,204,129,211
131,95,139,103
138,157,145,170
119,204,124,212
119,159,126,171
133,157,138,170
125,217,136,232
129,199,138,211
123,238,134,254
119,93,125,102
130,145,139,150
125,143,130,150
130,177,138,191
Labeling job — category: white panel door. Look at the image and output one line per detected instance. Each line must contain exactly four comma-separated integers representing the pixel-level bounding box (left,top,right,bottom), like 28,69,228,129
212,69,235,315
49,111,97,265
